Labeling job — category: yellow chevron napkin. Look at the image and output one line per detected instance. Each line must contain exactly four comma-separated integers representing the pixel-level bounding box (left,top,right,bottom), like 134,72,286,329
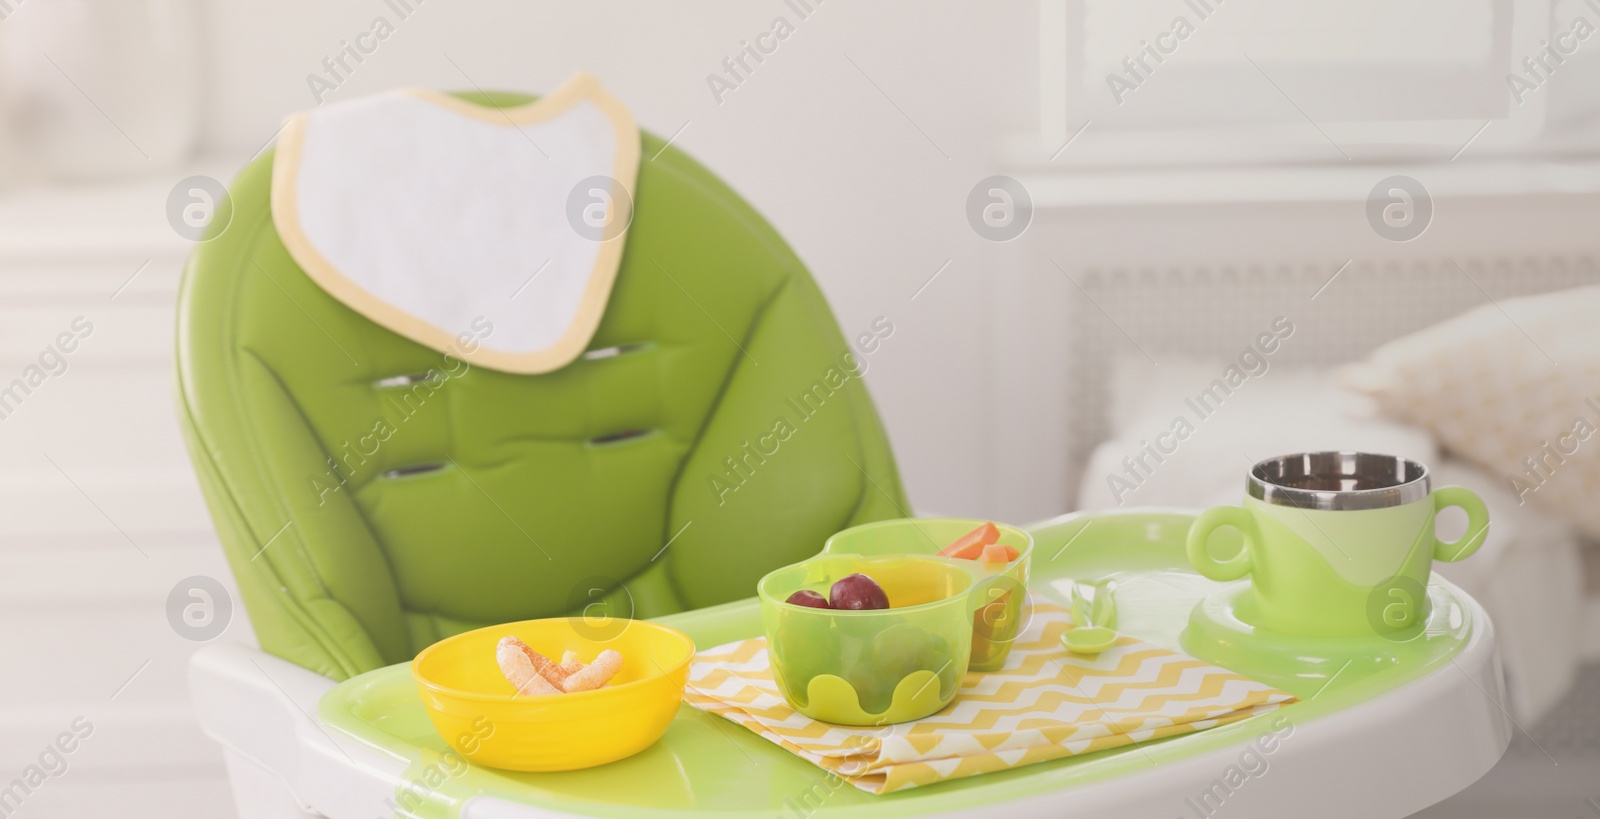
683,598,1295,794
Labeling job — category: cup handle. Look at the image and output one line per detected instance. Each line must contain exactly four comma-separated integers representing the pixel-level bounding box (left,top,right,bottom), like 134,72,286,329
1432,486,1489,562
1186,506,1257,581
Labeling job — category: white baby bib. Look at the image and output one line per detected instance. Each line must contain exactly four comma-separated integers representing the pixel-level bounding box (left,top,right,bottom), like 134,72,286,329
270,73,639,374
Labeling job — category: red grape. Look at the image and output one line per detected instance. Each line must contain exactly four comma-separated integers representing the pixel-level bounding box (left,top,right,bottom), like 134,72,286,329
829,573,890,611
785,590,831,609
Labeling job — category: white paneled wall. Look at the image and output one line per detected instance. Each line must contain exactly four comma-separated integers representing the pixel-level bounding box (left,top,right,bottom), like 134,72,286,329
0,178,240,817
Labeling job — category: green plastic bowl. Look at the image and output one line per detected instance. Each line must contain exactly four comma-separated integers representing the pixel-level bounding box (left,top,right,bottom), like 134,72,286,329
758,554,980,725
757,519,1035,726
824,518,1034,672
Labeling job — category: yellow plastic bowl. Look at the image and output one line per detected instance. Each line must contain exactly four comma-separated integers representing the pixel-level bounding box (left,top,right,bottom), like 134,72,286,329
411,618,694,772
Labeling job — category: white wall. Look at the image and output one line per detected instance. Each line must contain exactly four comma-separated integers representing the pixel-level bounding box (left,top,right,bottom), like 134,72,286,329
0,182,237,815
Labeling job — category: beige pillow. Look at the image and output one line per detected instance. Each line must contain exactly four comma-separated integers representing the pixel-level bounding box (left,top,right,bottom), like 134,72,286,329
1341,285,1600,539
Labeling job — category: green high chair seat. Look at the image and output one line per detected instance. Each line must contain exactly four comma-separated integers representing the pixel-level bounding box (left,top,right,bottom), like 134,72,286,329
176,91,907,681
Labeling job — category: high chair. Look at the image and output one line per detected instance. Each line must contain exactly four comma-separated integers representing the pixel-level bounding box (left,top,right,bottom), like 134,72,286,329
178,90,1510,819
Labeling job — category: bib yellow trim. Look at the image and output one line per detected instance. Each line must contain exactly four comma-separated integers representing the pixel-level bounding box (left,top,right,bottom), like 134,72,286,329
269,73,640,375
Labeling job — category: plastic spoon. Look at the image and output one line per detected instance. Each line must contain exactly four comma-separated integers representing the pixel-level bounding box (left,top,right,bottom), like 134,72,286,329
1062,581,1119,655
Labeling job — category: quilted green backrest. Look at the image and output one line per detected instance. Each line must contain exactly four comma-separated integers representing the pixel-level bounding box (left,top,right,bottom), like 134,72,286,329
176,91,907,680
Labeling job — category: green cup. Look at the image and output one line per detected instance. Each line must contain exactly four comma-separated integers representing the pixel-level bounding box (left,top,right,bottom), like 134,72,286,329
1186,452,1488,638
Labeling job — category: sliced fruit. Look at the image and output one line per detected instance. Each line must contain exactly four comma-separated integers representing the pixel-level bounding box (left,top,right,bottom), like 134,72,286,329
785,590,831,609
980,543,1020,564
937,522,1001,559
829,573,890,610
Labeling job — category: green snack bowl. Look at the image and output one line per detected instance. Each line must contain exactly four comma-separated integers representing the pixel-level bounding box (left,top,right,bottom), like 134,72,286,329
756,519,1034,726
823,518,1034,672
758,553,981,726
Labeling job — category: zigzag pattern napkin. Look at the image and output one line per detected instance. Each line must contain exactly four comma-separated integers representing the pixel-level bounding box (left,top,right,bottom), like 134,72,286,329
682,599,1295,794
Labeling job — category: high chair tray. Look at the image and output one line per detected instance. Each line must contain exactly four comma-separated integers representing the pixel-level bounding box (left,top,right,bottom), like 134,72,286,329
301,509,1509,818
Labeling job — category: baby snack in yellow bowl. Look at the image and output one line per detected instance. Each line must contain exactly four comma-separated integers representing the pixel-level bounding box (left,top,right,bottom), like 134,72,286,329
412,618,692,772
494,636,624,695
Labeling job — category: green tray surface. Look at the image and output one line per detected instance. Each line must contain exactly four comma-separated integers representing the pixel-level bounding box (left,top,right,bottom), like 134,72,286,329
319,510,1475,818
